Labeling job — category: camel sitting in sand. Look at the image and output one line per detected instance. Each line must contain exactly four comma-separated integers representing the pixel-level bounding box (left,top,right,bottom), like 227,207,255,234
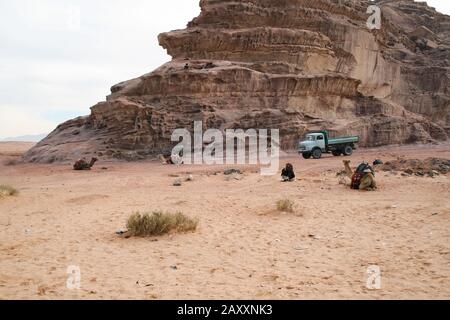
159,154,183,165
73,157,98,171
343,160,377,191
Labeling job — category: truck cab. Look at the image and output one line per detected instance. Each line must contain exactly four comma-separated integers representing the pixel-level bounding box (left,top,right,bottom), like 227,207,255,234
301,133,326,151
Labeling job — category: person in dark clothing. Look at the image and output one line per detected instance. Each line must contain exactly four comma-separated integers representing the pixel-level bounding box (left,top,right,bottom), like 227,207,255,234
281,163,296,182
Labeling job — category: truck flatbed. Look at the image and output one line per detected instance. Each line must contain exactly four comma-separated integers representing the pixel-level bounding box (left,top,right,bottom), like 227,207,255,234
328,136,359,145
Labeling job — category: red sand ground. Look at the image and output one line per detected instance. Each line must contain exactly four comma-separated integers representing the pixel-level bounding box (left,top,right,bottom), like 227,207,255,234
1,142,449,299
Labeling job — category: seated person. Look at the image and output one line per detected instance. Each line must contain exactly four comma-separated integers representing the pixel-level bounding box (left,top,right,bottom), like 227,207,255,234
281,163,296,182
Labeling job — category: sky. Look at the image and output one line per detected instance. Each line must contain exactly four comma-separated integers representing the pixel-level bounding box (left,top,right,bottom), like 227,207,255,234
0,0,449,139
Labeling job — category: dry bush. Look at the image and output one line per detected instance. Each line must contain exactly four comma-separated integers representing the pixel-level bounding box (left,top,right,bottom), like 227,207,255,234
0,185,19,197
126,211,198,237
276,199,295,213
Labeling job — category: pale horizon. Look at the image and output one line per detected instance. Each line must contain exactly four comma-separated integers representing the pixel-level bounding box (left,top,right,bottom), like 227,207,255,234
1,0,449,140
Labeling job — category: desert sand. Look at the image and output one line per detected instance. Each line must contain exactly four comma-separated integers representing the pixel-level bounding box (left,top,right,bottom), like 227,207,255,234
1,142,449,300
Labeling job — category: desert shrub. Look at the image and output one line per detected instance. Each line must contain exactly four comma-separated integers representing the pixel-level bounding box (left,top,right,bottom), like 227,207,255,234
126,211,198,237
0,185,18,197
276,199,295,213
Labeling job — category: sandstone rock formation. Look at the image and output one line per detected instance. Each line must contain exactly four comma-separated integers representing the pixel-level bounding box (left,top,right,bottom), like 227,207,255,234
24,0,450,163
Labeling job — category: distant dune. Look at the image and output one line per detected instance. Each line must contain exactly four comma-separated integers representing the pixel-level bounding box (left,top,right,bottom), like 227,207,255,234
1,134,47,143
0,141,36,156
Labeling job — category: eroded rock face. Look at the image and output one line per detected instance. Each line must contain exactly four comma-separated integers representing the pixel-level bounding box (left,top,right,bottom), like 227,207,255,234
24,0,450,163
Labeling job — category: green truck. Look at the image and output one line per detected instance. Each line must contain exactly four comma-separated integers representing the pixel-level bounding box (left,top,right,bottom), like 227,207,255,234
298,131,360,159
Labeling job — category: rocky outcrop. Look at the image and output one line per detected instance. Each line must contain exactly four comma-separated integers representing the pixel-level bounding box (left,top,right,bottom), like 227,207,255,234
24,0,450,163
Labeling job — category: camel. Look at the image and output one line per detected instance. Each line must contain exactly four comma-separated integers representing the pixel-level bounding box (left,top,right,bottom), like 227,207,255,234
159,154,174,165
343,160,377,191
73,157,98,171
158,154,184,165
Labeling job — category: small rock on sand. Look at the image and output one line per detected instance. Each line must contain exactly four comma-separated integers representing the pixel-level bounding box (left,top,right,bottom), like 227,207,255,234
224,169,242,175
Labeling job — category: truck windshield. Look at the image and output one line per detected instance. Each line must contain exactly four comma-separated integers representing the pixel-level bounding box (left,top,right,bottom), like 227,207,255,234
306,135,315,141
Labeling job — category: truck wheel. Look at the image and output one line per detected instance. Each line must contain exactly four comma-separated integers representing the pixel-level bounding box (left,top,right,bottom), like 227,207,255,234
344,146,353,156
302,152,312,159
332,151,341,157
312,149,322,159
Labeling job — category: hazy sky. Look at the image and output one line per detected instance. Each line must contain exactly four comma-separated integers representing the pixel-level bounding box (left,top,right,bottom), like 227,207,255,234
0,0,449,139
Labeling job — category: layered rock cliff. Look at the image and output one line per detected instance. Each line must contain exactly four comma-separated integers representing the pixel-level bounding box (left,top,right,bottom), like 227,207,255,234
24,0,450,163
